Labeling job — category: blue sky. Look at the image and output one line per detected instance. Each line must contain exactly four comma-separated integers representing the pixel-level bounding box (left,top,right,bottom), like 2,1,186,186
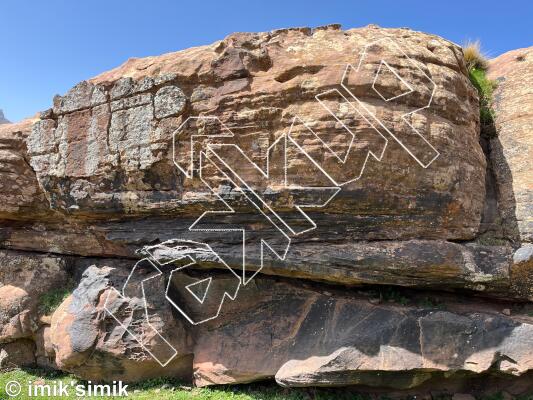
1,0,532,122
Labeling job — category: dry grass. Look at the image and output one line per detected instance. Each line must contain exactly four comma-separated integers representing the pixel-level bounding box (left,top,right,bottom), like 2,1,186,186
463,40,489,71
463,40,497,133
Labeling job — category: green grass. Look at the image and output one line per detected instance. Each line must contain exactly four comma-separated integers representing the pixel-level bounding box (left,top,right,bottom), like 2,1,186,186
38,287,72,316
462,40,497,136
371,290,445,310
418,296,445,310
372,287,411,306
476,235,510,246
2,368,532,400
0,368,365,400
468,67,497,133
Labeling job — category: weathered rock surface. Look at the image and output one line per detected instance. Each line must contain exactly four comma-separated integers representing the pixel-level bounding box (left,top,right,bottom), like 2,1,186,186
0,25,504,296
0,250,69,370
488,46,533,243
0,339,35,368
50,265,193,382
1,25,532,394
26,24,484,241
0,110,9,125
50,265,533,390
487,47,533,301
0,118,51,219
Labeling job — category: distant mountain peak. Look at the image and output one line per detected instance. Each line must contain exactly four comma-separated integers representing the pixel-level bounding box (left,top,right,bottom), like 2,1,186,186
0,109,10,124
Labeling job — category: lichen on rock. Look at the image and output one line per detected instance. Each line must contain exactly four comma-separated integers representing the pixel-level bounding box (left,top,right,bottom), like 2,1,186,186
0,25,532,393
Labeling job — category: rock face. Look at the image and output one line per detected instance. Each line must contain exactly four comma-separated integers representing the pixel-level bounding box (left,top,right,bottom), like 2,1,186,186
27,25,484,243
0,117,51,220
487,47,533,300
488,46,533,243
0,25,532,395
50,266,193,382
49,265,533,389
0,250,69,369
0,110,9,124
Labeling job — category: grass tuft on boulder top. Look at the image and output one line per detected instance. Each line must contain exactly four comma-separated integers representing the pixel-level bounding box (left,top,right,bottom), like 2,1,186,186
463,40,497,135
38,287,72,316
464,40,489,71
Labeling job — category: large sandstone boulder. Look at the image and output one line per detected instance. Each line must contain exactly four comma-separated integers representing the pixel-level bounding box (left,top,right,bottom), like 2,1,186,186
0,251,69,369
50,264,533,390
0,251,69,342
1,25,533,395
50,266,192,382
3,25,508,296
488,46,533,299
488,46,532,243
26,24,483,242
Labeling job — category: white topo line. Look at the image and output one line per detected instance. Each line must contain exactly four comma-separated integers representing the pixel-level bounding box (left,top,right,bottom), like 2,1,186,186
104,37,441,366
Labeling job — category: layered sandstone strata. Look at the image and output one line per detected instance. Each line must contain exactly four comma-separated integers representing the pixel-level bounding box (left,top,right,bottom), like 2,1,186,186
0,25,532,393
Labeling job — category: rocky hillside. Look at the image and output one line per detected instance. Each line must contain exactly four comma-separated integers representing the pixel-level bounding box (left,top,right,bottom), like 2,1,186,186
0,109,9,124
0,25,532,396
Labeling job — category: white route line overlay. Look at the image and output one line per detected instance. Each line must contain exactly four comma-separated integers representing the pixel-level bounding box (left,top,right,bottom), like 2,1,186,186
174,116,340,285
163,240,241,325
104,37,441,367
342,36,440,168
103,258,178,367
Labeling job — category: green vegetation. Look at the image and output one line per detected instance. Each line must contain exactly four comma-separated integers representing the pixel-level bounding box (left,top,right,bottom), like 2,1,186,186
0,368,364,400
38,287,72,316
369,287,410,305
463,40,498,135
366,287,448,310
469,68,497,129
1,368,532,400
418,296,445,310
476,235,510,246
